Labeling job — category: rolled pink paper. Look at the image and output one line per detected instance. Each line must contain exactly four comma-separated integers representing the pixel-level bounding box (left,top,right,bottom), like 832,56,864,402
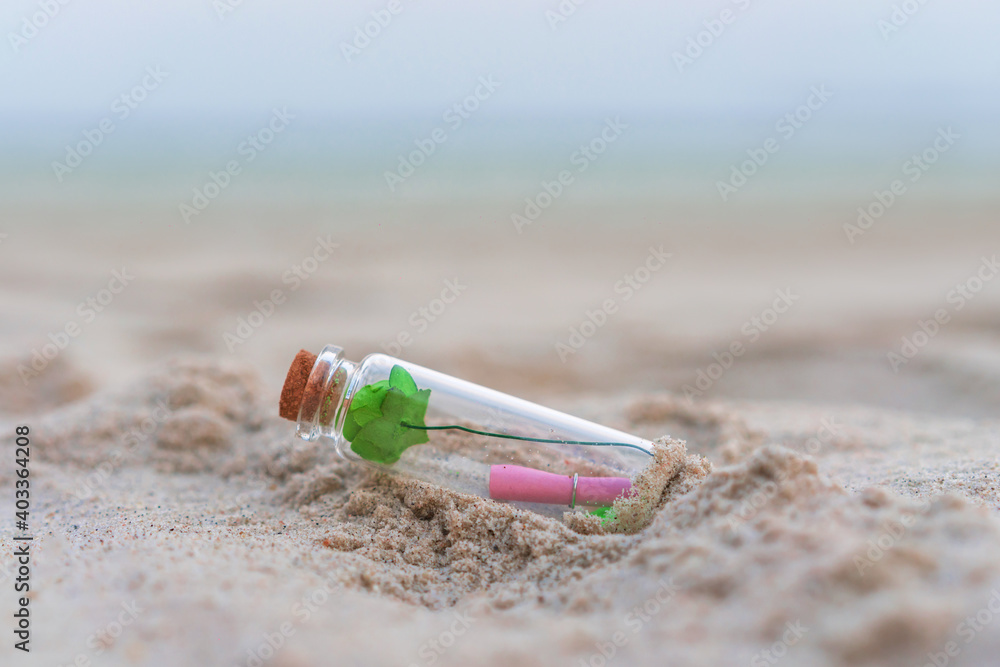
489,464,633,507
576,475,633,506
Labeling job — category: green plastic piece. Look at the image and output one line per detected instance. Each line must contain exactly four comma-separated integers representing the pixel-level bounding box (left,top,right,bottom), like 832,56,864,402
589,505,617,526
344,365,431,464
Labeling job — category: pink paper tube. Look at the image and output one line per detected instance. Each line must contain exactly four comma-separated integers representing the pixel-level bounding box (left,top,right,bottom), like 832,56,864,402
577,475,633,507
489,464,633,507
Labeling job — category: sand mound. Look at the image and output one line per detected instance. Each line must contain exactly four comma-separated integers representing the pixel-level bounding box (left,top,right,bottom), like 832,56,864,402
31,357,269,475
0,354,93,417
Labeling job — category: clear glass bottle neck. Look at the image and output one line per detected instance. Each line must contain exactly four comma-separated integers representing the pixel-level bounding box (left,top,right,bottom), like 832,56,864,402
295,344,356,441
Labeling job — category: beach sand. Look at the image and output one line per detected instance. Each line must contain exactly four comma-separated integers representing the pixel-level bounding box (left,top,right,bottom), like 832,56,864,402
2,210,1000,666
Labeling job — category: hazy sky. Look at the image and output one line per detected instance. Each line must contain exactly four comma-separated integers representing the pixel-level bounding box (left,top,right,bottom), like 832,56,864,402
2,0,998,120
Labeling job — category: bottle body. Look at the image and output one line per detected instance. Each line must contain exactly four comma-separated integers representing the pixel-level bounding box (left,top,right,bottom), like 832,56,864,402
294,345,654,515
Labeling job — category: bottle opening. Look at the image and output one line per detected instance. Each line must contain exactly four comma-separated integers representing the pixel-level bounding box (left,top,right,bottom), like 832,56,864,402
281,345,351,441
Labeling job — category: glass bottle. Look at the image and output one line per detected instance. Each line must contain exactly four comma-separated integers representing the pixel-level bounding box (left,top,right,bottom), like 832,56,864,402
279,344,655,517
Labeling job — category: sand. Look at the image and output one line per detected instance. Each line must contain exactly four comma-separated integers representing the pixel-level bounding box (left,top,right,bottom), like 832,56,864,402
2,355,1000,666
3,217,1000,666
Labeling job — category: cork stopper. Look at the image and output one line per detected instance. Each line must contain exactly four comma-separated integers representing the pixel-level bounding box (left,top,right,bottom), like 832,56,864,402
279,349,318,421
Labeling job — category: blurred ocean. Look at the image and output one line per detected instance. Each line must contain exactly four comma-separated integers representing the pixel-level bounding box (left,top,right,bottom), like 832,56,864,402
3,112,998,213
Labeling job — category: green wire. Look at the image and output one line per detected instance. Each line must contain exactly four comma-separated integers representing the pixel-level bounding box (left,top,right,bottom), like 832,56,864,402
401,423,653,457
